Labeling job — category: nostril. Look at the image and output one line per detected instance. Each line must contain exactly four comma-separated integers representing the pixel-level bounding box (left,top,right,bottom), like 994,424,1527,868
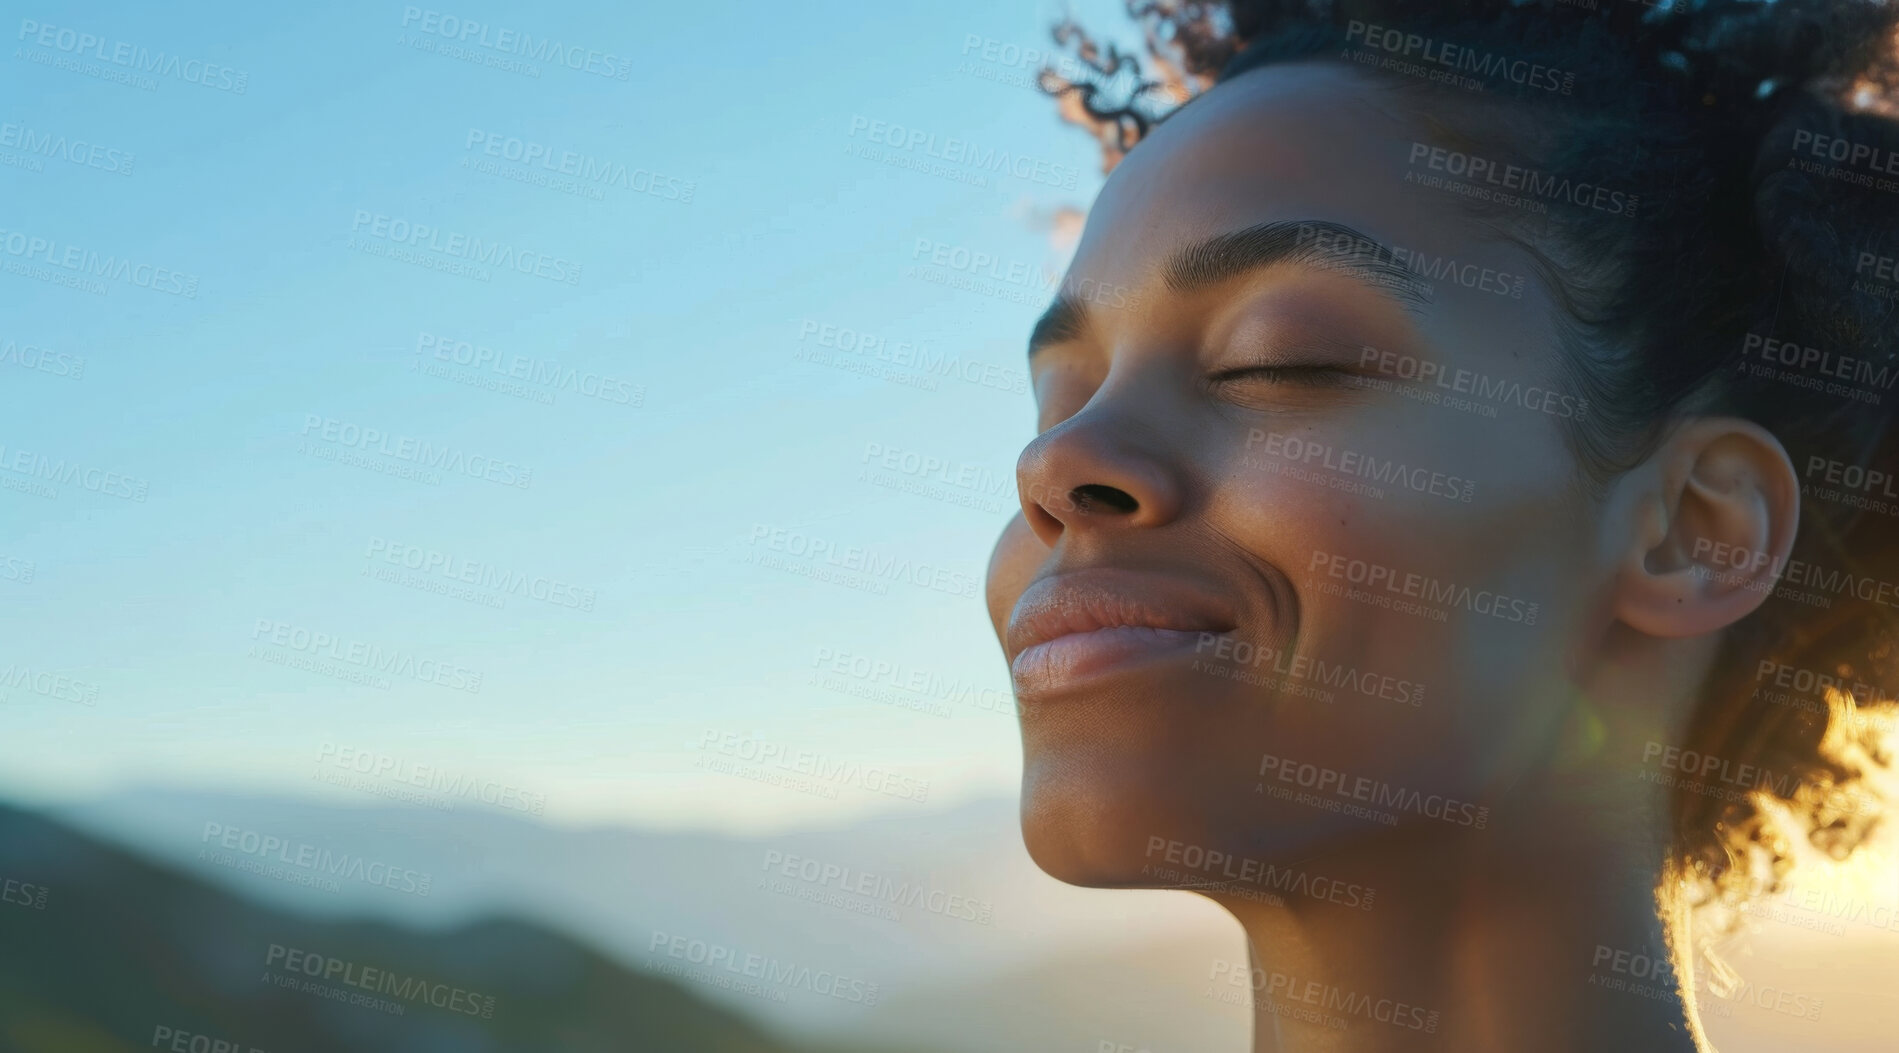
1072,484,1137,514
1027,502,1062,534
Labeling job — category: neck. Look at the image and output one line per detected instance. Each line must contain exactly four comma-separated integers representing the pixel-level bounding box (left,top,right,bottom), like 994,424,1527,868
1206,758,1713,1053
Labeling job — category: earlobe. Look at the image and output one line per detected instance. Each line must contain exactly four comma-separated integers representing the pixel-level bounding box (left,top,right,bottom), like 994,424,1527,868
1612,419,1800,639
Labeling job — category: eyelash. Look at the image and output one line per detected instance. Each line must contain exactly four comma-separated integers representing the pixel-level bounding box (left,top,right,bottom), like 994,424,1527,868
1209,364,1358,387
1035,363,1358,432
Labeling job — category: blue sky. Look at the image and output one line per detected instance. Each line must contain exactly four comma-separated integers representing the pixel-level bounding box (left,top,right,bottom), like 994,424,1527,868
1,0,1137,832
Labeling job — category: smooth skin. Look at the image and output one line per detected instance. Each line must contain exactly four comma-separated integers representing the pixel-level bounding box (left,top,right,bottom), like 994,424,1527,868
984,60,1798,1053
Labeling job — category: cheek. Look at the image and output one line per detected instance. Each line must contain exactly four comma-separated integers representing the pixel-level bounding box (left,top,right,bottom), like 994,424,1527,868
985,512,1044,645
1303,498,1584,798
1214,424,1588,789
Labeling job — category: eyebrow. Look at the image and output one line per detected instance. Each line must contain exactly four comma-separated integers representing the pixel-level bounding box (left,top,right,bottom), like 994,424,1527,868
1027,220,1433,359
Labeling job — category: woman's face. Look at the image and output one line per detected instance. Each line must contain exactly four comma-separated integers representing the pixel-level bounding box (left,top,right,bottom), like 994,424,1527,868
985,61,1615,884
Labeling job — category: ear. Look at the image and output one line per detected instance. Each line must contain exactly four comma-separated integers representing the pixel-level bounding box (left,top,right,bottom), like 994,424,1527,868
1611,417,1800,638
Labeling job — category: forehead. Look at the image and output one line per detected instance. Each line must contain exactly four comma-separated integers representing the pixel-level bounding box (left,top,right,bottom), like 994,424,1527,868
1066,61,1469,297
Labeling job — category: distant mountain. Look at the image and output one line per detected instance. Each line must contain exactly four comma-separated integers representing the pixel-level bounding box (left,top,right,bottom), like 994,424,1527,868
51,787,1894,1053
49,787,1239,1038
0,801,940,1053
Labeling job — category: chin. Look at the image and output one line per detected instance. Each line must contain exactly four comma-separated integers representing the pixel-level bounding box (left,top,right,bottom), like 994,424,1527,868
1018,792,1152,887
1017,732,1380,893
1017,749,1253,888
1013,678,1289,884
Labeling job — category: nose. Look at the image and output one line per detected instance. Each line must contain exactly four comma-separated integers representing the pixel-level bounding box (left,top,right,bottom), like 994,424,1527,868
1015,400,1186,548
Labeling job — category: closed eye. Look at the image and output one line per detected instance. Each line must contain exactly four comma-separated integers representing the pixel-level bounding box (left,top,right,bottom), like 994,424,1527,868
1210,364,1361,387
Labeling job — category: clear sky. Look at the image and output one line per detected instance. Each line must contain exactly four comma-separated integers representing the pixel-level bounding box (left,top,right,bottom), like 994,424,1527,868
1,0,1135,833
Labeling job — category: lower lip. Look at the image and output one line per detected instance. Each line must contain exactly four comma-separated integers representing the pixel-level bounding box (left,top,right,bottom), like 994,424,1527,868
1011,626,1225,697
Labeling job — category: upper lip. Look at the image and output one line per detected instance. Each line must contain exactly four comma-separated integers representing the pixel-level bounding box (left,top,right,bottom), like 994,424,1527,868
1006,567,1239,659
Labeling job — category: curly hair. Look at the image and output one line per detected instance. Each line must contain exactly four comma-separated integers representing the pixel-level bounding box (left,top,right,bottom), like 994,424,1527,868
1039,0,1899,982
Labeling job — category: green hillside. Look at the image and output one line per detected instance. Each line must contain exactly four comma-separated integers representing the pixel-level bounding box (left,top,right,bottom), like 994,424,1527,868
0,802,933,1053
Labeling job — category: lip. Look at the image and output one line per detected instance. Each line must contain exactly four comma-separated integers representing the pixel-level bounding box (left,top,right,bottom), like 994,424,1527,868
1007,568,1238,697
